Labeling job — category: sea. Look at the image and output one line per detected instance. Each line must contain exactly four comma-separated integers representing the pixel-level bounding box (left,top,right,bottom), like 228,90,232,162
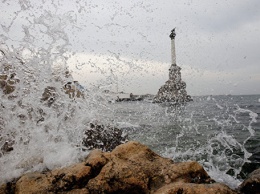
109,95,260,189
1,82,259,190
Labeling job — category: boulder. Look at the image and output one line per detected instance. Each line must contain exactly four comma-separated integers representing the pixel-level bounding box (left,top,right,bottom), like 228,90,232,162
63,81,84,99
40,81,84,107
239,168,260,194
0,72,19,95
154,183,237,194
0,141,238,194
82,122,128,151
15,162,92,194
41,86,58,107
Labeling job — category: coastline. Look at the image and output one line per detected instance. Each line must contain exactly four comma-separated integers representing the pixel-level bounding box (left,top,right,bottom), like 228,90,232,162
1,141,258,194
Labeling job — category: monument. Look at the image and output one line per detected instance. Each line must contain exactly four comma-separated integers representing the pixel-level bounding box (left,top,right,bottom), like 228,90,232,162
153,28,192,104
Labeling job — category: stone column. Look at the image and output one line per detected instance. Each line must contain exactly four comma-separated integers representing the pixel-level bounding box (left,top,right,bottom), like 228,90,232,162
169,28,176,65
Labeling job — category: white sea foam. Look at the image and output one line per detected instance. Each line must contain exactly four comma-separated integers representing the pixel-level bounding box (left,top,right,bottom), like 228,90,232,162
162,99,258,189
207,167,242,189
0,3,102,184
116,122,140,129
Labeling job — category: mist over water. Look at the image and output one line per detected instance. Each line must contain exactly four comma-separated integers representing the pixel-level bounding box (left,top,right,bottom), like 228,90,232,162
0,1,260,190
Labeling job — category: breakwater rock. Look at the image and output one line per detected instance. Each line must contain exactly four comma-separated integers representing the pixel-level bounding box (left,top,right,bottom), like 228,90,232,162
0,141,255,194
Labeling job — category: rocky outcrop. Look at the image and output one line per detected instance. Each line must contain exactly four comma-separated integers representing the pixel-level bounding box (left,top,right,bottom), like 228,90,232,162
82,122,128,151
239,168,260,194
41,86,58,107
40,81,84,107
154,64,192,104
0,141,238,194
0,64,20,97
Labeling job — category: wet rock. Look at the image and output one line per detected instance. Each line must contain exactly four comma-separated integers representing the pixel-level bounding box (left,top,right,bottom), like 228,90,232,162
86,141,217,193
41,86,58,107
82,122,128,151
15,162,92,194
0,72,19,95
239,168,260,194
154,182,237,194
63,81,84,99
0,141,14,155
0,141,238,194
41,81,84,106
0,181,16,194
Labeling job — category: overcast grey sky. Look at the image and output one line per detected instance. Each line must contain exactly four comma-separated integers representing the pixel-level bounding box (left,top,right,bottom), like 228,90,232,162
1,0,260,95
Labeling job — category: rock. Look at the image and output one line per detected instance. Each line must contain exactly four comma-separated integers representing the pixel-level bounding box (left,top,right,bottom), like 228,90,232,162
15,162,92,194
0,62,20,97
239,168,260,194
0,181,16,194
86,141,217,193
0,141,14,155
63,81,84,99
82,122,128,151
41,82,84,107
154,182,237,194
0,141,238,194
0,72,19,95
41,86,58,107
154,64,192,104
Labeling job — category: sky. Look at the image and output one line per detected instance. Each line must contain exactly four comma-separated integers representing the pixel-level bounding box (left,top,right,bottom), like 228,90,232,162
1,0,260,96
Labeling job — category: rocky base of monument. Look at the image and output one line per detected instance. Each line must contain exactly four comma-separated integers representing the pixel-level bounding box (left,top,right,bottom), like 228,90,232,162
0,141,258,194
154,64,192,104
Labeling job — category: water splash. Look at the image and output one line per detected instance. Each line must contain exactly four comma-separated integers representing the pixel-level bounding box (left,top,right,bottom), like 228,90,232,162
0,1,259,189
162,96,258,189
0,1,109,184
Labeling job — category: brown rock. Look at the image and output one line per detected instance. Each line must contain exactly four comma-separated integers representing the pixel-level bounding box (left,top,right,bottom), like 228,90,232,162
15,172,51,194
86,141,233,194
63,81,84,99
0,74,8,80
0,71,19,95
0,141,238,194
154,182,237,194
0,181,17,194
60,188,89,194
41,86,58,107
15,162,91,194
239,168,260,194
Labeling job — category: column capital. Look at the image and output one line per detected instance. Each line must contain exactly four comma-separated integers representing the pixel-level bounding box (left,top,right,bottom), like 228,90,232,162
169,28,176,39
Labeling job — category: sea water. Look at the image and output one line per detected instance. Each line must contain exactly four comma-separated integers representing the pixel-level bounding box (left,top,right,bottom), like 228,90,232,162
106,95,260,189
1,1,260,189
